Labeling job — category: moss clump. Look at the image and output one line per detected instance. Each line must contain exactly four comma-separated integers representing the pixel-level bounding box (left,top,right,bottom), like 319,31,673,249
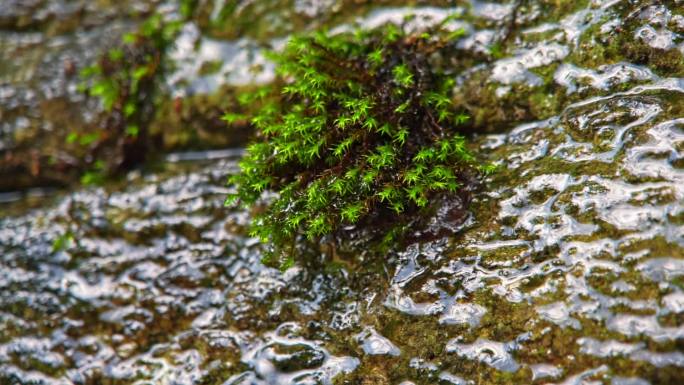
77,14,183,183
226,25,490,266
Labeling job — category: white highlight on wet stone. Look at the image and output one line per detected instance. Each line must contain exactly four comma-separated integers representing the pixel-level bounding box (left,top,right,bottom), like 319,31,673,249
439,302,487,327
634,25,679,50
554,63,657,94
342,6,466,34
167,23,275,96
611,377,651,385
438,371,469,385
637,258,684,282
578,337,684,368
530,364,563,381
577,337,644,357
611,280,636,293
294,0,337,18
606,314,684,342
445,338,520,372
491,43,569,86
355,327,401,356
536,302,581,329
661,291,684,313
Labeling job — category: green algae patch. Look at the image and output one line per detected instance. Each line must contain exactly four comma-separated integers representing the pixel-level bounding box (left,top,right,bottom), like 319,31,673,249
226,25,492,267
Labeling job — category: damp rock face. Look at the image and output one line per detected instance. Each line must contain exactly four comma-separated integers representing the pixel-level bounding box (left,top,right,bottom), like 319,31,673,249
2,1,684,385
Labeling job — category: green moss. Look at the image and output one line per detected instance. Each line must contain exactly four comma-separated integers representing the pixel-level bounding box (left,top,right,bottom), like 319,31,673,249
77,13,184,182
226,25,490,267
473,290,536,341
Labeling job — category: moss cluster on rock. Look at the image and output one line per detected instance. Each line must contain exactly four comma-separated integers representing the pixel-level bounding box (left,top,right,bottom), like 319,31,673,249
76,14,183,184
226,23,492,267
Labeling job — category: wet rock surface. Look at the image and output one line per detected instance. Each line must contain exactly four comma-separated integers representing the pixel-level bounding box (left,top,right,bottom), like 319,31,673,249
2,0,684,384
